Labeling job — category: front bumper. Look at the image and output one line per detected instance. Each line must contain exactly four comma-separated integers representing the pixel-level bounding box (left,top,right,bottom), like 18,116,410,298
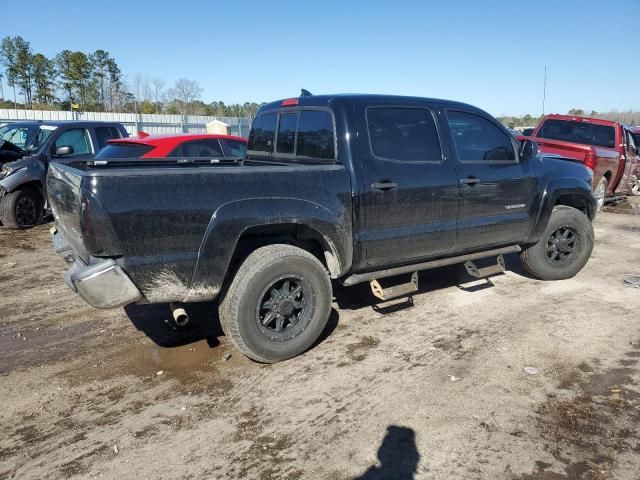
51,228,142,309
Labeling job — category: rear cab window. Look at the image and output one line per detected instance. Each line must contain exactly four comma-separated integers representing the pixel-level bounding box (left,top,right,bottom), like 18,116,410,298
248,109,335,161
536,119,616,149
96,143,155,159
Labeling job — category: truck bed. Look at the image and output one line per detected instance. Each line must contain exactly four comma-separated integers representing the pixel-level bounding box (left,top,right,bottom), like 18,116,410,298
47,159,353,305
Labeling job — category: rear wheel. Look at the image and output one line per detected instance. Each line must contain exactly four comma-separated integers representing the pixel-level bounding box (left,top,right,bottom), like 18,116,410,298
594,176,607,213
219,244,332,363
519,206,594,280
0,187,44,229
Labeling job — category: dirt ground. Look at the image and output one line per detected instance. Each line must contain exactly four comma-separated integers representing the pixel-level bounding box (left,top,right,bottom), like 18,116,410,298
1,199,640,480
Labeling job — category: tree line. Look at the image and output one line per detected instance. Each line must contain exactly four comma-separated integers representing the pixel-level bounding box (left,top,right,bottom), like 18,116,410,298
0,36,264,117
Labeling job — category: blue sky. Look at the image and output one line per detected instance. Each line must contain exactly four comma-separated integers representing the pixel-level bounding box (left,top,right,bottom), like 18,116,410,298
5,0,640,116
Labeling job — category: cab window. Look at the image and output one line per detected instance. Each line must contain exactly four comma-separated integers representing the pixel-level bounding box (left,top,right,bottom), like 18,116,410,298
446,111,515,162
54,128,91,156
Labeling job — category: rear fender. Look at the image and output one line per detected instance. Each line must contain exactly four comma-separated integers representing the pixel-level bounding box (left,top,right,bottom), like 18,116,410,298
529,177,596,244
189,197,353,300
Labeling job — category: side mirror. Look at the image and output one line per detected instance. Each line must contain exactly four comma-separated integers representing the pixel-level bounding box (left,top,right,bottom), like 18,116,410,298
519,139,538,161
55,145,74,156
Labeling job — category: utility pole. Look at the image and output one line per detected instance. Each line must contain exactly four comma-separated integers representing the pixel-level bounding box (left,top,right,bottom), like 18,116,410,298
542,66,547,116
0,73,4,100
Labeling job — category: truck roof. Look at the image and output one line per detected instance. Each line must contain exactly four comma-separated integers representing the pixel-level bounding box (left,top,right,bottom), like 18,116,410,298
258,93,488,115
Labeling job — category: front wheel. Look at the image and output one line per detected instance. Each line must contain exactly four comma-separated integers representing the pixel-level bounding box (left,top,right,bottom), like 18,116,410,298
0,187,44,229
519,206,594,281
219,244,332,363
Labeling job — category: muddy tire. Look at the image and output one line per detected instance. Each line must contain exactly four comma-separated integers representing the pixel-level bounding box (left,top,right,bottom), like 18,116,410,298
594,176,607,213
519,206,594,281
219,244,332,363
0,187,44,229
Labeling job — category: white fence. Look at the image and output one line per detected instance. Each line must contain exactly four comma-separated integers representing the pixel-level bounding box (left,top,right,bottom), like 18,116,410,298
0,109,253,138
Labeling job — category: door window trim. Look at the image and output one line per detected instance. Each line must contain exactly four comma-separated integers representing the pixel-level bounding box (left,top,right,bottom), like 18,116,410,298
445,109,519,165
364,105,445,164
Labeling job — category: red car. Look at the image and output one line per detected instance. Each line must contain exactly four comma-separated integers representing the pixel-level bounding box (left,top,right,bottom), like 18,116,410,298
95,133,247,160
529,115,640,210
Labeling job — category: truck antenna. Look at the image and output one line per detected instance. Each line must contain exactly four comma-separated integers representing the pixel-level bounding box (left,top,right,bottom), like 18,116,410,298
300,89,312,97
542,66,547,116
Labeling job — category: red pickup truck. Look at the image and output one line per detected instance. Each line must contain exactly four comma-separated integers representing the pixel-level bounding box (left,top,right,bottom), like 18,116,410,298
530,114,640,210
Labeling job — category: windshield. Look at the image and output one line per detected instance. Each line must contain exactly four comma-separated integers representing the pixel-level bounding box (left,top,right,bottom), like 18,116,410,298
0,124,57,153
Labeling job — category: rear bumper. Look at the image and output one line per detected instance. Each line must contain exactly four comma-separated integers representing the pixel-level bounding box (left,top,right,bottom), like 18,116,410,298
51,228,142,309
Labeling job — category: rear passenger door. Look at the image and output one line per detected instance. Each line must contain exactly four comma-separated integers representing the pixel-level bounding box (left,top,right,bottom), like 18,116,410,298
357,104,459,267
443,110,538,252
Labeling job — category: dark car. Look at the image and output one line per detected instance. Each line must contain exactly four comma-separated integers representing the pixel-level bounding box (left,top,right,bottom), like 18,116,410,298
0,121,127,228
48,93,596,363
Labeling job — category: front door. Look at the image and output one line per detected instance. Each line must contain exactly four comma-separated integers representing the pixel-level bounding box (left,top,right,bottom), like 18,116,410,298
617,128,640,195
443,109,538,252
357,104,459,267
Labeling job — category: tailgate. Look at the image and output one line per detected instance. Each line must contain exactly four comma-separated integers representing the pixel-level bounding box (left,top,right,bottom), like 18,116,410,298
46,162,89,261
534,138,591,163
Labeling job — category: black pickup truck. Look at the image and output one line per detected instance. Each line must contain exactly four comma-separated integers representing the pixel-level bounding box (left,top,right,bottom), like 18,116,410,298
48,93,597,362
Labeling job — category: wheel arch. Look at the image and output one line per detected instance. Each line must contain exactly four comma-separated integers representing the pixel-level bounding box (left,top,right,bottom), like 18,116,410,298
528,178,596,245
188,197,353,301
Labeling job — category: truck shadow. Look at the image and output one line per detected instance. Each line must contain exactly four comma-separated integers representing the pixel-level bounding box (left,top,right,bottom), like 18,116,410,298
124,254,530,353
124,302,223,349
123,302,339,353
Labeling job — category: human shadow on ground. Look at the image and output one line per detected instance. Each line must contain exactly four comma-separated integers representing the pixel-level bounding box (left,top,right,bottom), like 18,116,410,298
355,426,420,480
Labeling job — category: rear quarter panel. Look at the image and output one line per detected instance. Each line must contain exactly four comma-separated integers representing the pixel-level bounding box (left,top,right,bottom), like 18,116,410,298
83,164,353,303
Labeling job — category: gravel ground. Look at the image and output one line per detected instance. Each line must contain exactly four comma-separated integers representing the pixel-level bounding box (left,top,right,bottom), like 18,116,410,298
1,199,640,480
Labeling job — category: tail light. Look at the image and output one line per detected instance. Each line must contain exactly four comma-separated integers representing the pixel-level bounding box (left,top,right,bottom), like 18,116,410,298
584,150,597,174
80,189,121,256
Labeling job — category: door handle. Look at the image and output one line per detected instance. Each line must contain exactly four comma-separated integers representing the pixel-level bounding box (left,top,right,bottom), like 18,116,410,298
372,181,398,191
460,177,481,186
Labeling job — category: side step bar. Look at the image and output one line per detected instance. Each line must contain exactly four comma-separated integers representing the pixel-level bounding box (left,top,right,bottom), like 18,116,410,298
464,254,506,278
342,245,520,287
370,272,419,301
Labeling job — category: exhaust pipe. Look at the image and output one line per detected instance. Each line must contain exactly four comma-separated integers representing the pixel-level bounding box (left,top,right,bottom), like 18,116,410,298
170,302,189,327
